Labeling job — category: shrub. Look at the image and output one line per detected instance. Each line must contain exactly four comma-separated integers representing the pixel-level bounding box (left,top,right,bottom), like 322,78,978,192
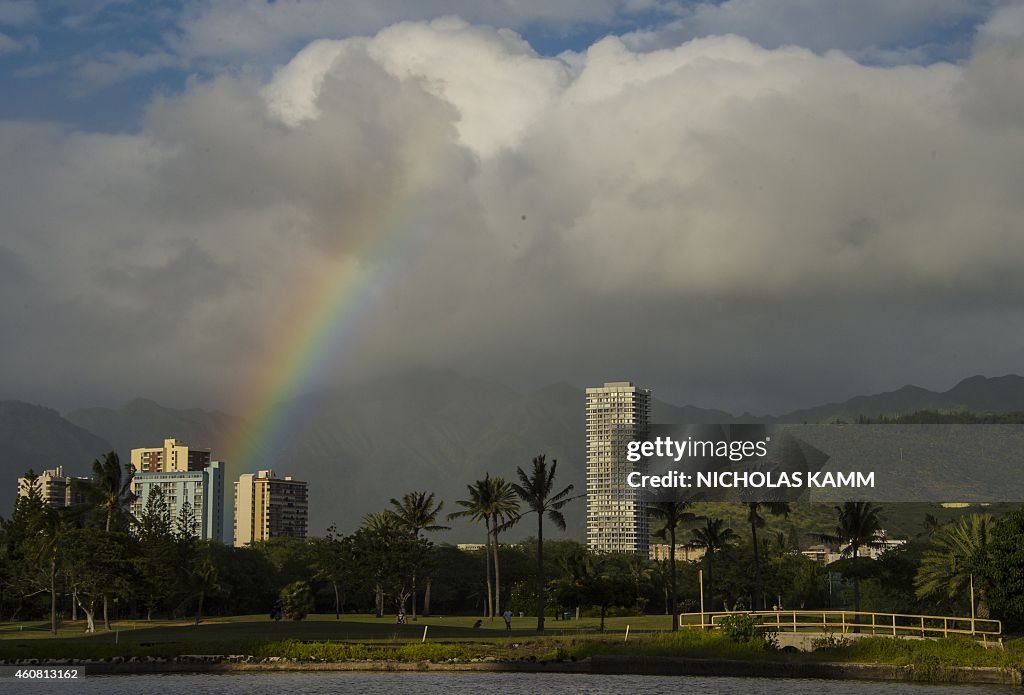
718,613,778,651
719,613,761,642
811,628,852,651
279,581,314,621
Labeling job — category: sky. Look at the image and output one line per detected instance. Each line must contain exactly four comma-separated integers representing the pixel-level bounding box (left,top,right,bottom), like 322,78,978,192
1,0,1024,416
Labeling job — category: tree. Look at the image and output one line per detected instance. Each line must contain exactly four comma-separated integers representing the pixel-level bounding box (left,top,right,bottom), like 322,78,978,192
648,499,695,630
819,501,885,615
689,516,739,613
978,507,1024,630
174,500,198,540
450,476,520,619
551,550,632,632
61,529,132,633
745,501,790,610
91,451,135,533
509,454,576,632
311,525,354,619
621,553,653,614
449,476,497,618
389,491,449,618
279,581,315,620
915,513,994,618
90,451,135,630
187,545,222,625
354,512,429,618
486,478,520,620
11,474,67,634
133,487,178,619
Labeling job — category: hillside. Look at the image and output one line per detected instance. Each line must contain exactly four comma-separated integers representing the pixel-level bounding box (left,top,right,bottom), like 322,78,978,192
0,401,112,488
5,372,1024,539
772,374,1024,424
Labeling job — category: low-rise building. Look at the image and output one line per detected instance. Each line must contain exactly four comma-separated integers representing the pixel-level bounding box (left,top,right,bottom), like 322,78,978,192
649,543,706,563
17,466,90,508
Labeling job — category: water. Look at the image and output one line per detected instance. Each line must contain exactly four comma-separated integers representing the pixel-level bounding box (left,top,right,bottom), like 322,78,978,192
7,673,1015,694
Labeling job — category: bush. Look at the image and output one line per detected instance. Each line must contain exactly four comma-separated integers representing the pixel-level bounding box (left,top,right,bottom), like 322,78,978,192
718,613,778,651
719,613,761,642
279,581,314,621
810,628,852,651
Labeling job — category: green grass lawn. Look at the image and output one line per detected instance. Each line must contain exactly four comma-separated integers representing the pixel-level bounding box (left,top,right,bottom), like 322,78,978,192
4,612,1021,678
0,613,676,644
0,613,677,659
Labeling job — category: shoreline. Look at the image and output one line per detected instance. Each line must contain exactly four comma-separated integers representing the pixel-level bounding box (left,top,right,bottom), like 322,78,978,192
6,655,1021,685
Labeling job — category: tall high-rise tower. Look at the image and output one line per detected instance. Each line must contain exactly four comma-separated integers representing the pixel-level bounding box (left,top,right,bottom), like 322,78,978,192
585,381,651,554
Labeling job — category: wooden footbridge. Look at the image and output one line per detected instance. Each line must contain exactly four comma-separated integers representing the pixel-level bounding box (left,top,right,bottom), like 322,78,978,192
679,610,1003,651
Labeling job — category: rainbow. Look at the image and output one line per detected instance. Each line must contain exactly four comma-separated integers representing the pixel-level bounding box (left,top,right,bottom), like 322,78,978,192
222,116,453,475
221,257,372,474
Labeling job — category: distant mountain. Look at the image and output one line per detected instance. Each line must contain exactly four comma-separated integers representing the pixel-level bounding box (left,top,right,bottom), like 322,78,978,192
0,401,112,494
774,374,1024,424
66,398,238,463
6,371,1024,537
942,375,1024,413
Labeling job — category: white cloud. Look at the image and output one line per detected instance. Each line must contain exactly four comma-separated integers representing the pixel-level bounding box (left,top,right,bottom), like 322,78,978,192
3,20,1024,411
977,2,1024,41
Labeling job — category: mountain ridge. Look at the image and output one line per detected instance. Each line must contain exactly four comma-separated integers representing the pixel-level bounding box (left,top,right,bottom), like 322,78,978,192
2,372,1022,539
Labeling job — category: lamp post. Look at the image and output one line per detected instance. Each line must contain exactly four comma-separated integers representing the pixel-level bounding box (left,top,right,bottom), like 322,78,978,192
699,568,705,628
970,573,976,635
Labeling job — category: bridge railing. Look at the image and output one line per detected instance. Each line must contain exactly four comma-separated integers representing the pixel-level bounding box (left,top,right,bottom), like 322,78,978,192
679,610,1002,643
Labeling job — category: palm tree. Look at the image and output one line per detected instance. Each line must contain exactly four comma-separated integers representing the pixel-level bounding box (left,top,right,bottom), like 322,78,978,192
915,513,994,618
450,476,519,618
389,491,449,618
449,476,498,618
509,454,576,632
92,451,135,533
91,451,135,630
485,477,520,619
648,499,695,630
689,516,738,614
745,501,790,610
362,510,399,533
819,501,885,615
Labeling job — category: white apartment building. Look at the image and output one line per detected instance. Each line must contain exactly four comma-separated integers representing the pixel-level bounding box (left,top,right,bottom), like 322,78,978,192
586,381,651,555
131,460,225,541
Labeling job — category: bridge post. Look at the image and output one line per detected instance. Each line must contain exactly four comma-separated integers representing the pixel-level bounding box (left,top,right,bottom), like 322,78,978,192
892,614,896,637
